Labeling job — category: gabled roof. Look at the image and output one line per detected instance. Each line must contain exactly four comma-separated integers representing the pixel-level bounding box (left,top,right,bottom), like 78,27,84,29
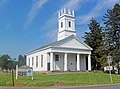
27,35,92,55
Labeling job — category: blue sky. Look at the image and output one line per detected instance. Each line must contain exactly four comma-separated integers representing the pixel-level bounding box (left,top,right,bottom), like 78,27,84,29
0,0,120,58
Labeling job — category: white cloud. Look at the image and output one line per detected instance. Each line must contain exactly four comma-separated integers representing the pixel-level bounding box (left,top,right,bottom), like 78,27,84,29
24,0,48,30
63,0,80,10
63,0,89,10
78,0,120,25
41,16,57,42
45,29,57,42
0,0,9,8
0,0,6,7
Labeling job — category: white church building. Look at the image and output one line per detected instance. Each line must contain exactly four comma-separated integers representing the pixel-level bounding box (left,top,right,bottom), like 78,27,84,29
26,9,92,72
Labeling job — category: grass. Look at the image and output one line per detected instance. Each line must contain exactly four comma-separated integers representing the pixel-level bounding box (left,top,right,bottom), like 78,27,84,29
0,71,120,87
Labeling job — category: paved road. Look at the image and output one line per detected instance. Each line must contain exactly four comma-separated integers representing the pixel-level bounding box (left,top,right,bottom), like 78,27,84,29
0,84,120,89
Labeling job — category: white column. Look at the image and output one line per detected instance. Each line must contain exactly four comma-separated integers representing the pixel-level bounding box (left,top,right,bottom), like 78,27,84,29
88,54,91,71
64,53,67,71
77,54,80,71
16,65,18,80
50,52,53,71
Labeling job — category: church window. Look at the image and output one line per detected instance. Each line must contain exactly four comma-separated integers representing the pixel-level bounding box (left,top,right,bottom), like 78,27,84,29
41,55,43,67
61,22,63,28
32,57,34,66
68,21,71,27
28,58,30,66
76,55,77,62
36,56,38,67
55,55,59,61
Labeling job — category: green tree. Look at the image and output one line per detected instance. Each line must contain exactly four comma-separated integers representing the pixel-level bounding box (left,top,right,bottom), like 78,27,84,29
103,3,120,73
0,54,18,71
83,18,103,70
18,55,26,66
0,54,10,70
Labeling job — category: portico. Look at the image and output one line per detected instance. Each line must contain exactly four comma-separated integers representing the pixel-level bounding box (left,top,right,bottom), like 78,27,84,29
49,52,91,72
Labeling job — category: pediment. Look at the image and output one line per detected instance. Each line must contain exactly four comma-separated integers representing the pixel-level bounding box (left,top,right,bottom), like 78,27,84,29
52,35,92,50
59,39,88,49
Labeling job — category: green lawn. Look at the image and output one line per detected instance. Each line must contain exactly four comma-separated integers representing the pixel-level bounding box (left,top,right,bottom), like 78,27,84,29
0,71,120,87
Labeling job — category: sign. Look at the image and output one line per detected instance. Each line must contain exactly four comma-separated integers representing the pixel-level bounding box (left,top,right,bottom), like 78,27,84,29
106,55,113,84
18,69,33,76
104,66,113,71
16,65,33,80
11,58,17,61
107,56,113,64
8,58,17,61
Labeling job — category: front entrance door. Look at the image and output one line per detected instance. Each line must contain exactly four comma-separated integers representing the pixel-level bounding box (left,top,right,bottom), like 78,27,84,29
67,54,76,71
47,62,50,71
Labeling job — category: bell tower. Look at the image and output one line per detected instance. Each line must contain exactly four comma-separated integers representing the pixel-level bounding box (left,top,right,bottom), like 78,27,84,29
57,8,76,41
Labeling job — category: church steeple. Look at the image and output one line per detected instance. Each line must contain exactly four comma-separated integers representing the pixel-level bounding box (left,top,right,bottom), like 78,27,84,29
57,8,76,41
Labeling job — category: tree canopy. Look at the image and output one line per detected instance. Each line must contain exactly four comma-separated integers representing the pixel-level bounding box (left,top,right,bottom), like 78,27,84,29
103,3,120,73
0,54,18,71
83,18,103,70
83,3,120,71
